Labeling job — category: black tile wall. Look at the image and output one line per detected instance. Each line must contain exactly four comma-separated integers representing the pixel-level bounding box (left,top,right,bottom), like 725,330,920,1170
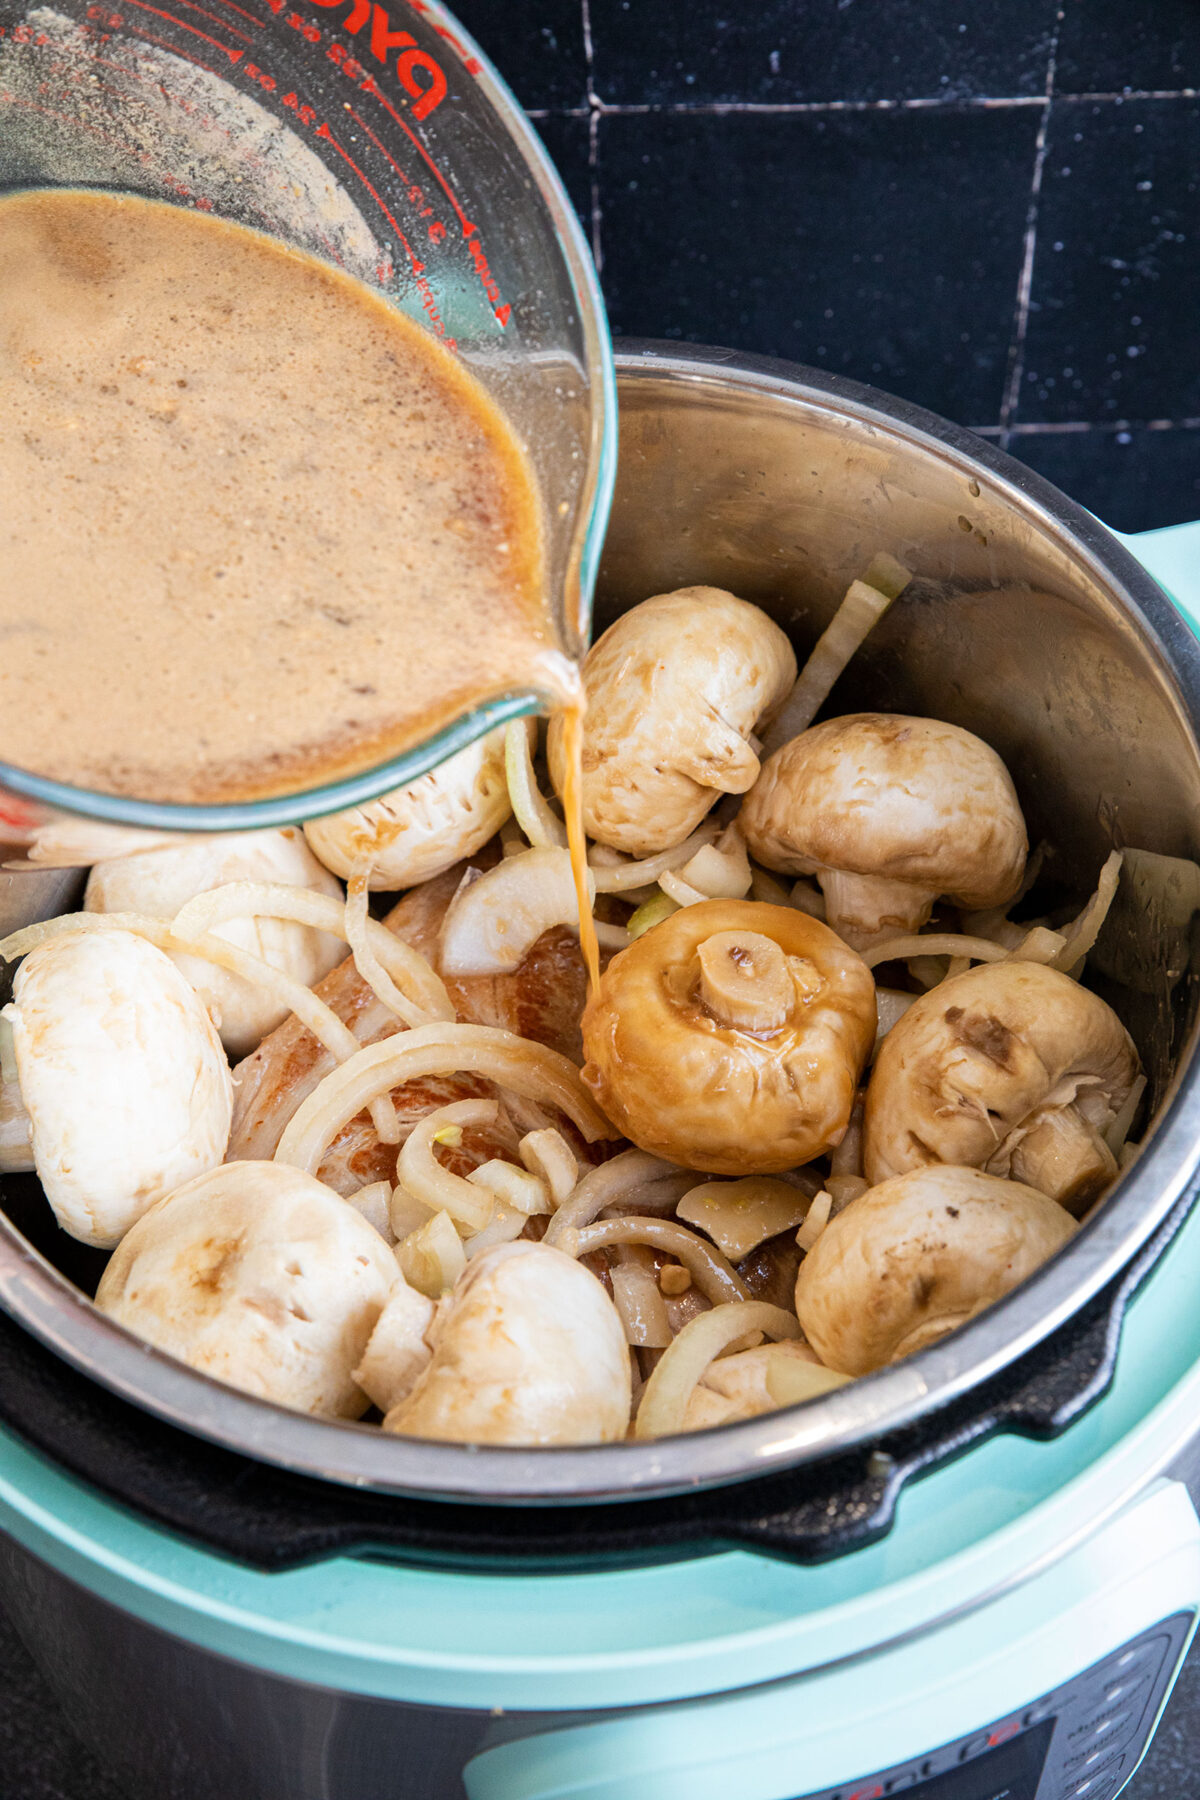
1014,97,1200,426
598,106,1040,426
442,0,1200,530
1055,0,1200,96
445,0,588,111
1006,424,1200,533
528,111,593,233
588,0,1059,107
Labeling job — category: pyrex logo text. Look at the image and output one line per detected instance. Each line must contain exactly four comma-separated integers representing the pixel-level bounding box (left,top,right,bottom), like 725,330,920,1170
309,0,446,117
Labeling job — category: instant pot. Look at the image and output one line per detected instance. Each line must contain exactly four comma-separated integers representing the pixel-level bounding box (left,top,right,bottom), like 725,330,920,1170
1,346,1199,1800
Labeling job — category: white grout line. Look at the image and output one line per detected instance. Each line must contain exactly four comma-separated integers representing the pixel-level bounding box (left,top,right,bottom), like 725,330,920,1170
1007,417,1200,435
528,89,1197,123
997,11,1063,447
578,0,604,272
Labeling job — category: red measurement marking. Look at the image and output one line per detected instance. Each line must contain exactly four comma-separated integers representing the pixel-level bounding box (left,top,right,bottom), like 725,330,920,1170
317,122,420,265
122,0,243,61
345,99,410,184
118,23,221,71
316,122,455,345
359,74,473,235
162,0,254,43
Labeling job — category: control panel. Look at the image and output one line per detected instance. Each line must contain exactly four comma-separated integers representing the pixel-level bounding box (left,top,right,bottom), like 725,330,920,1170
790,1614,1192,1800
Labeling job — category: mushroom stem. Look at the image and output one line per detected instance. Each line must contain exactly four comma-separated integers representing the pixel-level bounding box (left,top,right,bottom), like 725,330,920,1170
696,929,793,1031
1003,1104,1118,1214
817,869,934,950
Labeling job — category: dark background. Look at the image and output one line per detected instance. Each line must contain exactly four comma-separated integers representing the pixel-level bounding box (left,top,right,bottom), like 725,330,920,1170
2,0,1199,1793
463,0,1200,534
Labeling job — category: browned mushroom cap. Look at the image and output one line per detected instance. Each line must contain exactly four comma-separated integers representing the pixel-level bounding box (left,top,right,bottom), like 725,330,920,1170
795,1165,1075,1376
546,588,797,856
864,960,1140,1213
580,899,876,1175
740,714,1027,949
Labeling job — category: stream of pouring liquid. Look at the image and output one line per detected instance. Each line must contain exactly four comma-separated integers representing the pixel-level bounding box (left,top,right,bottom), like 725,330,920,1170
559,701,601,993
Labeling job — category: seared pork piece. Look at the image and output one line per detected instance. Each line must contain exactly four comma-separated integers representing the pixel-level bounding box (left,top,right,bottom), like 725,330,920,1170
228,861,597,1195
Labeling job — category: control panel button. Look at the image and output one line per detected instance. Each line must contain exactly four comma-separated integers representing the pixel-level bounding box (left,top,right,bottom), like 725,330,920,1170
1100,1636,1167,1679
1100,1670,1152,1709
1065,1762,1125,1800
1064,1740,1125,1777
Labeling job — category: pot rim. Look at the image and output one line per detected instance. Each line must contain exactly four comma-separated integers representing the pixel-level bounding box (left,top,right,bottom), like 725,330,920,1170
2,339,1199,1506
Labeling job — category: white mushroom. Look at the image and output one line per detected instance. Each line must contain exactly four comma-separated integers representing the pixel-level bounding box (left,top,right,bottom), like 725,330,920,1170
303,725,514,890
84,829,343,1058
95,1161,397,1416
741,714,1027,949
581,899,876,1175
546,589,796,856
864,960,1141,1213
6,929,232,1247
795,1165,1076,1375
383,1239,631,1445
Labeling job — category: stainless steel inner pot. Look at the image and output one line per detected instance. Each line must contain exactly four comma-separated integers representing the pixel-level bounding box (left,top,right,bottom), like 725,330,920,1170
1,342,1199,1506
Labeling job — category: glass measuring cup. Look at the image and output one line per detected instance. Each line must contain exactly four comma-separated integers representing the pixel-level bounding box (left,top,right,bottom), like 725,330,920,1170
0,0,616,833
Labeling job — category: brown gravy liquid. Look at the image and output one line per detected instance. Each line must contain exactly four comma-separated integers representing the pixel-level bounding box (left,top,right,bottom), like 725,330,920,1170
0,188,599,985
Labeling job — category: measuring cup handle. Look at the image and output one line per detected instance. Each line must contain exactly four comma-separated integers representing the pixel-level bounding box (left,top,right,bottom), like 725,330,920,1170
1116,520,1200,629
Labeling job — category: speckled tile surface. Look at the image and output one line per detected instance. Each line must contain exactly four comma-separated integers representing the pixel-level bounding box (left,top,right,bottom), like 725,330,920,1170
1,0,1198,1793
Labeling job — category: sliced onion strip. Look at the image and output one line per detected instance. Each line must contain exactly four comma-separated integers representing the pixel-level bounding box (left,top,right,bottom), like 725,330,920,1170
1013,926,1067,964
397,1209,466,1297
397,1099,499,1230
543,1150,691,1245
611,1259,673,1348
274,1023,614,1175
875,987,917,1042
565,1217,751,1306
589,825,721,895
343,867,401,1143
658,870,709,908
344,867,433,1033
518,1128,578,1206
171,881,453,1022
462,1202,527,1259
626,892,680,940
468,1158,551,1215
635,1301,802,1439
762,559,911,755
796,1190,834,1252
504,719,565,849
1104,1073,1147,1157
673,829,752,901
346,1180,395,1243
1052,850,1124,973
862,932,1012,971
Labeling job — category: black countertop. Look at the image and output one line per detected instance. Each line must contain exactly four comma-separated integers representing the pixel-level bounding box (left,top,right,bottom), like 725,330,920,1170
2,0,1199,1794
